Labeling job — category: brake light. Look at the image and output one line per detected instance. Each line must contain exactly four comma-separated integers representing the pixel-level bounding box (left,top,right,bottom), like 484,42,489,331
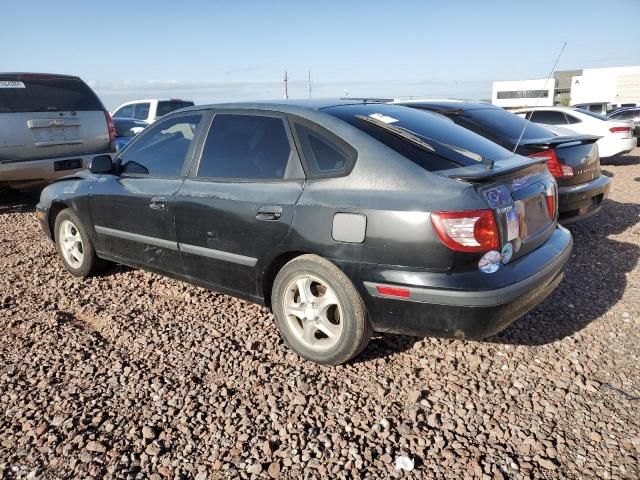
609,126,631,134
545,184,556,218
431,210,499,253
104,111,116,143
529,149,573,179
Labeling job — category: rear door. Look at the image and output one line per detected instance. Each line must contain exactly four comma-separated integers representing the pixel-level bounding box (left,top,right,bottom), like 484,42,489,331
174,111,304,296
0,74,109,161
89,112,206,276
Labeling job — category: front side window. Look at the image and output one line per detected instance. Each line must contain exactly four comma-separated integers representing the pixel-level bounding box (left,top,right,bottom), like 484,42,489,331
134,103,151,120
527,110,568,125
121,114,202,176
197,114,291,179
114,104,134,118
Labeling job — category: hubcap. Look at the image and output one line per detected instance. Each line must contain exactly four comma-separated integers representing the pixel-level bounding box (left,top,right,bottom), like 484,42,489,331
59,220,84,269
282,274,344,351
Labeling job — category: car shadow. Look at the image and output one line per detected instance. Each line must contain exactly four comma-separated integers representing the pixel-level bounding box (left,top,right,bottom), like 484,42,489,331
601,152,640,167
0,188,39,215
491,199,640,346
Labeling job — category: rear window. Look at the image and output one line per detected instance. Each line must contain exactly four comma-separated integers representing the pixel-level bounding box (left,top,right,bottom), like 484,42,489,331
156,100,194,118
0,76,103,113
446,107,554,148
576,109,611,122
324,104,514,171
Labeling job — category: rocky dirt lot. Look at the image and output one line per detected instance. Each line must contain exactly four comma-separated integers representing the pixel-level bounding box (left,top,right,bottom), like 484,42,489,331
1,149,639,480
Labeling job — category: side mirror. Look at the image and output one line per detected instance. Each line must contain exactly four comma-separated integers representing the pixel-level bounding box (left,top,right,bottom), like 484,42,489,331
89,155,113,174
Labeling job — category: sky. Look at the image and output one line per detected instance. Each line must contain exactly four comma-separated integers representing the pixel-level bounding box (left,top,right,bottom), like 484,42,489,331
2,0,639,110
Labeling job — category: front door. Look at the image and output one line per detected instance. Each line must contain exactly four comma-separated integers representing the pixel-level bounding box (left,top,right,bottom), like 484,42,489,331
90,112,206,276
174,111,305,297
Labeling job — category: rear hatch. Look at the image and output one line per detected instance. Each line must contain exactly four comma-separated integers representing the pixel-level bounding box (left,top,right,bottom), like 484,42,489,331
0,74,110,162
440,159,557,261
520,134,601,187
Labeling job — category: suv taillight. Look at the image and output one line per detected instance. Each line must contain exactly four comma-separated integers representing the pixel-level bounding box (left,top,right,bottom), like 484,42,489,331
431,210,499,253
529,149,573,179
104,111,116,143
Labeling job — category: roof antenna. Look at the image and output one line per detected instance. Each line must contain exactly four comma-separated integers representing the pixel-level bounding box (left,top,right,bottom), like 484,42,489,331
513,41,567,153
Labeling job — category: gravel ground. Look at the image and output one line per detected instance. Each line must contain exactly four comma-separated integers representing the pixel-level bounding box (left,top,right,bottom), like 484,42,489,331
1,149,639,480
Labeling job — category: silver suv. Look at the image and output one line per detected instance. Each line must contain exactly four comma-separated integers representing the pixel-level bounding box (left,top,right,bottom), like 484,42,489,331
0,73,115,190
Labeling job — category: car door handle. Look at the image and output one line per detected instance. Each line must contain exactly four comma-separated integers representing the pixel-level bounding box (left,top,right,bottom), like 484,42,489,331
256,205,283,221
149,196,168,210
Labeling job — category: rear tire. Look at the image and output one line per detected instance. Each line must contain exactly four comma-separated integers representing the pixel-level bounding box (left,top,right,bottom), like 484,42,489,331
271,254,372,365
54,208,104,277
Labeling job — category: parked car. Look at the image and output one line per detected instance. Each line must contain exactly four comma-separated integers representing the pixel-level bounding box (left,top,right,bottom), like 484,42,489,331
113,118,148,151
607,107,640,146
512,106,636,158
395,100,611,224
111,99,194,124
36,100,572,365
0,72,115,190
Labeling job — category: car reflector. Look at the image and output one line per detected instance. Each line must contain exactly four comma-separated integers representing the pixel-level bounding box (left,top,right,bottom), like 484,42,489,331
376,285,411,298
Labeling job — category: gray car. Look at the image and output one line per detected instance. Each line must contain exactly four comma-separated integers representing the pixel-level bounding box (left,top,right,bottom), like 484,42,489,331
0,73,115,190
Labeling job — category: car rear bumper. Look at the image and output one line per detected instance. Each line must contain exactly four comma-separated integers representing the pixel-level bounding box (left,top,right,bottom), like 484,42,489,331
345,226,572,339
599,137,636,158
0,153,106,185
557,174,611,224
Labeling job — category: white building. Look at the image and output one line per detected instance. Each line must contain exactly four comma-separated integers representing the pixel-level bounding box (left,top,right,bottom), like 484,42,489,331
492,66,640,111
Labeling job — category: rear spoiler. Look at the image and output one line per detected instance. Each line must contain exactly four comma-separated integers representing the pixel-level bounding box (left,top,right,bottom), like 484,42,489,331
436,155,547,181
519,134,600,148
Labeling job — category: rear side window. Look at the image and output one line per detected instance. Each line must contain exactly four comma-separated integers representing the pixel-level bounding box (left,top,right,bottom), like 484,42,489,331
121,114,202,176
527,111,568,125
156,100,194,118
197,114,291,179
134,103,150,120
293,123,353,176
0,76,103,113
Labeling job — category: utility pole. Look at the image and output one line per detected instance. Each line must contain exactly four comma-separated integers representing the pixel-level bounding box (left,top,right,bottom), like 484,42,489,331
308,69,312,99
283,71,289,99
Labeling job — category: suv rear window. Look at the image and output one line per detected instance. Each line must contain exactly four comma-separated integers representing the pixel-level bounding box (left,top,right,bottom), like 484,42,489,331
156,100,195,118
324,104,514,171
0,75,104,113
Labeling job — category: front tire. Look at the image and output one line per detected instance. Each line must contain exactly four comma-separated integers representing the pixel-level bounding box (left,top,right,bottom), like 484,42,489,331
54,208,103,277
271,254,372,365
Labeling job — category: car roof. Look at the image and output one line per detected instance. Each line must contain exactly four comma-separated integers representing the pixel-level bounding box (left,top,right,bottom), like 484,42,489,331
180,98,386,114
394,99,496,111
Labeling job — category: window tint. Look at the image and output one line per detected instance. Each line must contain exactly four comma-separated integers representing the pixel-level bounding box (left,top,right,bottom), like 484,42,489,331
114,104,134,118
325,104,514,171
121,114,202,176
134,103,150,120
527,110,568,125
0,76,103,113
156,100,195,118
198,114,291,179
449,107,554,146
294,123,351,175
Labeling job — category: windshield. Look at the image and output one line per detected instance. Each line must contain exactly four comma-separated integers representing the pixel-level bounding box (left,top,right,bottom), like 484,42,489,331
0,75,104,113
324,104,514,171
451,107,554,147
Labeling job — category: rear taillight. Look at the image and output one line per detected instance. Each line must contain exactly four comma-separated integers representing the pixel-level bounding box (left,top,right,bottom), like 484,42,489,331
545,184,556,219
529,149,573,179
609,126,631,134
431,210,499,253
104,111,116,143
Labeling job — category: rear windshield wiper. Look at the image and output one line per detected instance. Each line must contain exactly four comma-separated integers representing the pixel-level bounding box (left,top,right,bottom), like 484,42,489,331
354,114,494,168
355,114,436,153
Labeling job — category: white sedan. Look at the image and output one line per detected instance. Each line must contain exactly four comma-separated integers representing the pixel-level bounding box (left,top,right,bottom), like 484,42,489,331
512,106,636,158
